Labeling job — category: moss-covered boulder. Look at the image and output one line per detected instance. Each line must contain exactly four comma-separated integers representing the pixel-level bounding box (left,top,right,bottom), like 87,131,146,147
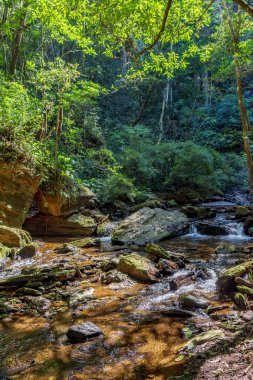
0,163,40,228
236,285,253,297
215,244,237,255
112,208,188,245
35,185,96,217
145,243,170,259
217,261,253,292
24,213,97,236
118,253,158,282
0,225,32,247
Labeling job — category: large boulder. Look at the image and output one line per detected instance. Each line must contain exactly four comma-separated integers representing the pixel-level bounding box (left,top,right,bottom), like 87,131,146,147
195,222,229,236
217,261,253,292
0,163,40,228
118,253,159,282
35,185,96,217
0,225,32,247
111,208,188,245
23,213,97,236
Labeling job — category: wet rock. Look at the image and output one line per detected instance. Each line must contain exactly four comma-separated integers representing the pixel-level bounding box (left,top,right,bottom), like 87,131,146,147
234,292,249,310
235,206,250,219
158,259,179,275
69,288,94,307
145,243,170,259
18,243,37,259
244,216,253,235
0,226,32,248
241,310,253,321
169,275,194,291
234,277,253,289
96,221,114,237
24,213,97,237
179,294,210,310
158,307,195,318
67,322,102,342
100,259,118,272
236,285,253,297
58,243,79,254
195,222,229,236
215,244,237,255
100,270,129,284
217,261,253,292
188,329,225,346
118,253,159,282
15,287,42,296
112,208,188,245
22,296,51,313
181,206,209,218
130,199,164,213
69,237,100,248
35,186,96,217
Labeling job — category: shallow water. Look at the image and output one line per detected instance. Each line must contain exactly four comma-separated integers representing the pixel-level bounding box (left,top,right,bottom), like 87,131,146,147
1,218,253,380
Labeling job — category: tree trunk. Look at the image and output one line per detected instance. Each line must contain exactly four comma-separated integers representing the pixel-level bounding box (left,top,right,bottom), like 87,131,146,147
9,3,28,75
55,105,63,159
234,55,253,193
157,79,170,144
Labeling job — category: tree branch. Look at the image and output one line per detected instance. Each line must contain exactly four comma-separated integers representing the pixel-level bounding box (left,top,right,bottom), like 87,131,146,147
233,0,253,17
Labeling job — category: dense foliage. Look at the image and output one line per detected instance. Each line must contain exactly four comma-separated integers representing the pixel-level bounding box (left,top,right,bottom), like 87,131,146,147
0,0,252,203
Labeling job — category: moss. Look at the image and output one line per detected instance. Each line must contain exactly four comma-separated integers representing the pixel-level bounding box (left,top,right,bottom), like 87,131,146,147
70,237,100,248
234,292,250,310
145,243,170,259
236,285,253,297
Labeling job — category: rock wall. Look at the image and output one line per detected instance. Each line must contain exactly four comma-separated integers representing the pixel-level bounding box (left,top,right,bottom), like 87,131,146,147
0,163,40,228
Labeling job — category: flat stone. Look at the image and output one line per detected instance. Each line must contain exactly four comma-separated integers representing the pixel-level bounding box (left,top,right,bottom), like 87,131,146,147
67,322,102,342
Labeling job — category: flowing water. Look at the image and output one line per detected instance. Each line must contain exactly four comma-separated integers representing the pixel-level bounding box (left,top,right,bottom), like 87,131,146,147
1,211,253,380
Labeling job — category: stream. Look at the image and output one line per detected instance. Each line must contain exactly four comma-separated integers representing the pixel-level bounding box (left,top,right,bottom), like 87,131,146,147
1,209,253,380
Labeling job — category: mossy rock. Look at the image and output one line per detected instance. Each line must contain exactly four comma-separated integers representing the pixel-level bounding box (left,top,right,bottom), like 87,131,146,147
217,261,253,292
118,253,158,282
236,285,253,298
0,225,32,248
145,243,170,259
131,199,163,212
69,237,100,248
235,206,250,219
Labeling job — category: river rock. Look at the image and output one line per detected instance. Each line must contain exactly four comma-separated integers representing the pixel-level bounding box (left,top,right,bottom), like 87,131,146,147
236,285,253,297
18,243,37,259
100,258,119,272
69,288,94,307
118,253,158,282
215,244,237,255
217,261,253,292
235,205,250,219
67,322,102,342
0,163,40,228
35,186,96,217
145,243,170,259
158,307,195,318
130,199,164,213
111,208,188,245
69,237,100,248
57,243,78,254
244,216,253,236
188,329,225,346
23,213,97,236
195,222,229,236
179,294,210,309
158,259,179,275
100,270,129,284
0,226,32,248
181,206,209,218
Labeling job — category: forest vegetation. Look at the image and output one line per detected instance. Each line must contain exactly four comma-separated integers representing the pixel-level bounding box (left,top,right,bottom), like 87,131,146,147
1,0,253,204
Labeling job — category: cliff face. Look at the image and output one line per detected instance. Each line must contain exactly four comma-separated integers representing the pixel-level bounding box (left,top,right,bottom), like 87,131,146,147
0,163,40,228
